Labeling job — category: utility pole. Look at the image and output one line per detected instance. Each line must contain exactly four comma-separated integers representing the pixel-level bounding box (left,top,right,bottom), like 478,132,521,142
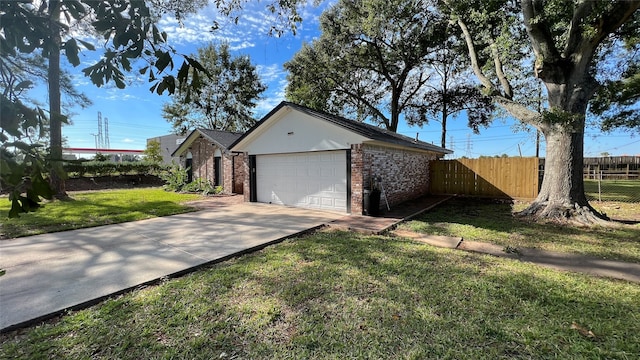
97,111,104,148
91,133,99,150
104,117,110,149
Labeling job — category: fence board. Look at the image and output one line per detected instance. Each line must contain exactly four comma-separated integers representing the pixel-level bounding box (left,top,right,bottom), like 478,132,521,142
430,157,539,200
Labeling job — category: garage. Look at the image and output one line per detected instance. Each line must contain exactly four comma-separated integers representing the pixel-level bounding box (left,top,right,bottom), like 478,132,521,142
230,101,452,215
256,151,348,212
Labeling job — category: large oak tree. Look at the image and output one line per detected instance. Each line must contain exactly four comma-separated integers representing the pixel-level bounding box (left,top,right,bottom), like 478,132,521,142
443,0,639,224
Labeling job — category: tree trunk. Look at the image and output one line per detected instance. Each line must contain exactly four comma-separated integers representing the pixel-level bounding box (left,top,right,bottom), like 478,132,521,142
48,0,67,198
441,99,448,148
517,87,607,225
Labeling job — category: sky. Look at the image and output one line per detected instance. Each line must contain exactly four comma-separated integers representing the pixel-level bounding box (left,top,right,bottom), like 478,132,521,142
57,1,639,158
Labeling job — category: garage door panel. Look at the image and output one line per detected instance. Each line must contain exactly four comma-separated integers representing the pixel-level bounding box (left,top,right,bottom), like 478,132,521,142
256,151,347,212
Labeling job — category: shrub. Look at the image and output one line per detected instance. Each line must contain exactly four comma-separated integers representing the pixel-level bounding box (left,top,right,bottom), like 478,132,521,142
182,178,223,195
159,164,189,192
64,161,165,178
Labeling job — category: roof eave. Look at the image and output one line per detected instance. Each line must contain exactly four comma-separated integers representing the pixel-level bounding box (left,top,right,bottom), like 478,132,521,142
363,140,452,155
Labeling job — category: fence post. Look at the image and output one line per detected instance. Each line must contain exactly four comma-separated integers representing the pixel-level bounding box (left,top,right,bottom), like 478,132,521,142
598,171,602,202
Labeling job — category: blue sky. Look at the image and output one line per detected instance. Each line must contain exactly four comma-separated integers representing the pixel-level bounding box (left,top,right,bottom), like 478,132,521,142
59,1,639,158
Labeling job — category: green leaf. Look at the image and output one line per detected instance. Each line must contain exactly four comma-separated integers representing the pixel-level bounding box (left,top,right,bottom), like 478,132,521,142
155,51,172,73
77,38,96,51
64,39,81,66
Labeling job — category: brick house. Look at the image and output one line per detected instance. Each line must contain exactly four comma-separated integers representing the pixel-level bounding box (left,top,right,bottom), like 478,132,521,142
172,129,245,194
230,102,452,214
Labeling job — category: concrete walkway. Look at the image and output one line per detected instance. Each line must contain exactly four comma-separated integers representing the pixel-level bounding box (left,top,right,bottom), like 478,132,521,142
0,203,344,332
393,229,640,284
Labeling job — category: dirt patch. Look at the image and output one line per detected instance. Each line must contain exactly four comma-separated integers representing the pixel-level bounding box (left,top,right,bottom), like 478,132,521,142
184,194,244,209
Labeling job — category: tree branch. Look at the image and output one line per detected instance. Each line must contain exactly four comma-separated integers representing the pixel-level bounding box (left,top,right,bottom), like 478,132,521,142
456,18,497,94
563,0,595,59
521,0,562,65
565,1,640,73
494,96,544,130
488,36,513,99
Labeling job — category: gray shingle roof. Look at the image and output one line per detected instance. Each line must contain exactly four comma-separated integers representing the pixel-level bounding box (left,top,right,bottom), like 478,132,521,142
197,129,243,149
171,129,243,157
232,101,452,154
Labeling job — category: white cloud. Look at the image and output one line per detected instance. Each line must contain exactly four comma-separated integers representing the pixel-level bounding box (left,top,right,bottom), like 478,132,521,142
122,138,135,143
256,64,284,83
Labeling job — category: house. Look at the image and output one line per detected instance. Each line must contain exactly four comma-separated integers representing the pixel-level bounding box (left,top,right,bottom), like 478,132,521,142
146,134,187,165
230,102,452,214
172,129,245,194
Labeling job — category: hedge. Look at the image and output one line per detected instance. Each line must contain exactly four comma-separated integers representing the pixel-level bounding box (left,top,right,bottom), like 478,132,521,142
64,161,169,178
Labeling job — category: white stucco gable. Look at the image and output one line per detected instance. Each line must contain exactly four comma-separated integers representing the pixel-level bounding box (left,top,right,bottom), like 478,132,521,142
232,106,369,155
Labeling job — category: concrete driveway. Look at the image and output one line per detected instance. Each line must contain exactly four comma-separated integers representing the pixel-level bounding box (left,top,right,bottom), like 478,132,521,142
0,203,344,331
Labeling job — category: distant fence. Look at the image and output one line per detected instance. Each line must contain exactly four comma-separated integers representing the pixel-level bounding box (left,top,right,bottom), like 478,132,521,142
429,157,539,200
582,156,639,180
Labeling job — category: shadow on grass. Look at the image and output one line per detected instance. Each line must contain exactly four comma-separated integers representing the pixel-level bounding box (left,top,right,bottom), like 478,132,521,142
5,230,638,358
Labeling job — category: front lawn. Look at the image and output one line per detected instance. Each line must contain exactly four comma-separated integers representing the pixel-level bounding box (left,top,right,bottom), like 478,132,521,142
1,230,638,359
400,198,640,263
0,189,203,239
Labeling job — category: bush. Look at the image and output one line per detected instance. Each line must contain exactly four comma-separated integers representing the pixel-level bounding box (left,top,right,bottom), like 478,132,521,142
159,164,189,192
182,178,222,195
64,161,165,178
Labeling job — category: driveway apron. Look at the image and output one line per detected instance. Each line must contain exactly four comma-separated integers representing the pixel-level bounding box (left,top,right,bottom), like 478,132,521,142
0,203,344,331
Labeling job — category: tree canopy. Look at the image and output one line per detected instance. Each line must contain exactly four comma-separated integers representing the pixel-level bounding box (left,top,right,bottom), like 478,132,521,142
1,0,210,216
162,43,266,134
441,0,639,223
285,0,448,132
285,0,494,141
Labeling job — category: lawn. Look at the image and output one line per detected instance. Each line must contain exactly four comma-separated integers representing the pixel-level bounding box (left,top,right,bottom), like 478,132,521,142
1,230,638,359
584,179,640,202
0,189,203,239
400,198,640,263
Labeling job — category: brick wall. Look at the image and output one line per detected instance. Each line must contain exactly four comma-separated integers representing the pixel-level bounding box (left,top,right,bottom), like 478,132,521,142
242,154,251,202
191,137,215,183
233,153,245,194
222,154,233,194
361,144,436,210
350,144,364,214
190,138,242,194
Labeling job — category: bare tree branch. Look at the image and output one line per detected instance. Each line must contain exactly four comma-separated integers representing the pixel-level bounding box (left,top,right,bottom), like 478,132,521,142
456,18,497,93
488,36,513,99
494,96,543,130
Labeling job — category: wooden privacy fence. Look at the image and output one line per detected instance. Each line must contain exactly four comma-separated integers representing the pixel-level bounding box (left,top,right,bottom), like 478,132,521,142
430,157,540,200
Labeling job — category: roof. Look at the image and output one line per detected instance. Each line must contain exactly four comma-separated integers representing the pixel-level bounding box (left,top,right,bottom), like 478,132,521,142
231,101,452,154
171,129,243,157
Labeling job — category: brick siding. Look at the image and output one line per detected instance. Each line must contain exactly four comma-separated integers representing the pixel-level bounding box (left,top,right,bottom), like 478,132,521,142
232,153,245,194
190,137,244,194
360,144,437,212
191,137,215,184
350,144,364,215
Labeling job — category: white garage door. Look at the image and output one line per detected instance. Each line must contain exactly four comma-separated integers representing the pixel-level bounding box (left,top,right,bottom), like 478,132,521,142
256,151,348,212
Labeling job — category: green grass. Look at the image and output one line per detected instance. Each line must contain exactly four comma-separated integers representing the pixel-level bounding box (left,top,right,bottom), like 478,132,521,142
584,179,640,202
1,230,638,359
0,189,203,238
400,198,640,263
